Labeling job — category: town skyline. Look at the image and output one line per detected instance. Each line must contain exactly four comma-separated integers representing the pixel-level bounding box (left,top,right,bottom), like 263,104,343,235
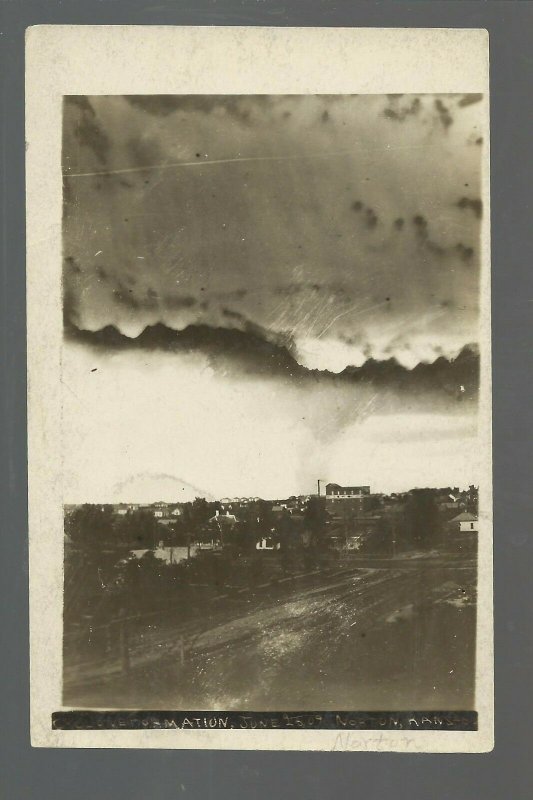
64,478,479,506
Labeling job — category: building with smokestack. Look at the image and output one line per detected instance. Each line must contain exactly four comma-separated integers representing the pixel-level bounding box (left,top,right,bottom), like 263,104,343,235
325,484,372,518
325,484,370,499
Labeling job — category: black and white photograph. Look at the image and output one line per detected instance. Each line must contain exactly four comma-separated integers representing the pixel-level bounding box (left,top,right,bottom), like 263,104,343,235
60,91,485,720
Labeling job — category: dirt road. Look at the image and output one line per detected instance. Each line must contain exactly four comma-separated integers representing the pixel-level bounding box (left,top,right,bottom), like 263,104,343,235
65,556,476,710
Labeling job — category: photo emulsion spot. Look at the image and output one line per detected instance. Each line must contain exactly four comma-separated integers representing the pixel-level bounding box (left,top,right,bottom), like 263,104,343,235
61,93,484,724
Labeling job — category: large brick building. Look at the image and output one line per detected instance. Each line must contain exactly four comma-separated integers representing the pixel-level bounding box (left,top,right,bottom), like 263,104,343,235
325,484,371,517
325,483,370,498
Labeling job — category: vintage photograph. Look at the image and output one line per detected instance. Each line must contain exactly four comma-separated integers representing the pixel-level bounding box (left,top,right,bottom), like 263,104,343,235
60,92,485,718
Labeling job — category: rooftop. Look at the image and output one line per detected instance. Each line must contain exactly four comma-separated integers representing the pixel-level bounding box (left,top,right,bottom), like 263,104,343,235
450,512,477,522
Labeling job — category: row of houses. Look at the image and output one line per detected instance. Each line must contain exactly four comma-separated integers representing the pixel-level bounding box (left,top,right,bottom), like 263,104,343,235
219,496,262,507
112,502,183,524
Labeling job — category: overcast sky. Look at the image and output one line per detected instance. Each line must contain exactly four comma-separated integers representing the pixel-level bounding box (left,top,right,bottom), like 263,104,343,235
62,94,483,502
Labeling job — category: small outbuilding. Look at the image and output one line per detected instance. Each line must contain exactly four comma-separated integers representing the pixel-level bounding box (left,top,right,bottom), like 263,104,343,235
448,512,478,533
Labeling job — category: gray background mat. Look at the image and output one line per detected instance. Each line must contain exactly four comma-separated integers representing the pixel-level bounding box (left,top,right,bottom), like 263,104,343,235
1,1,532,797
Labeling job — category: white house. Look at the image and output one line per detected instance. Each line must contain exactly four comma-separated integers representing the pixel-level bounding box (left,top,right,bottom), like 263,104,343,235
256,537,280,551
114,503,139,515
209,510,237,527
129,545,198,564
449,512,478,533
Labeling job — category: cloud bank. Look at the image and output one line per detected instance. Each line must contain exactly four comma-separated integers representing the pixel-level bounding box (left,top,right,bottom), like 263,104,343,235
63,94,483,374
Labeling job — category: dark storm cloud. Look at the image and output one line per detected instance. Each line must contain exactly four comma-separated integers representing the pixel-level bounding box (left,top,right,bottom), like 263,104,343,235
163,294,197,311
62,94,483,371
111,283,199,312
383,96,421,122
412,215,444,255
365,208,378,229
273,282,320,297
65,96,94,114
124,95,273,125
65,318,479,401
411,215,474,261
271,280,357,300
124,96,198,117
412,214,428,231
125,135,165,171
219,288,248,301
434,99,453,129
63,257,83,325
64,255,81,275
457,94,483,108
66,318,300,379
63,286,80,327
113,281,141,310
454,243,475,263
222,308,246,321
382,94,481,131
64,96,110,164
456,197,483,219
351,200,379,229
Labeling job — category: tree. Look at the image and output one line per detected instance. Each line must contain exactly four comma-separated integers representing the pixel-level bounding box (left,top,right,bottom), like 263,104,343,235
65,504,115,548
64,505,120,622
226,520,256,555
181,498,220,535
401,489,442,550
304,496,328,548
255,500,275,535
465,485,478,515
166,520,189,547
116,509,161,549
